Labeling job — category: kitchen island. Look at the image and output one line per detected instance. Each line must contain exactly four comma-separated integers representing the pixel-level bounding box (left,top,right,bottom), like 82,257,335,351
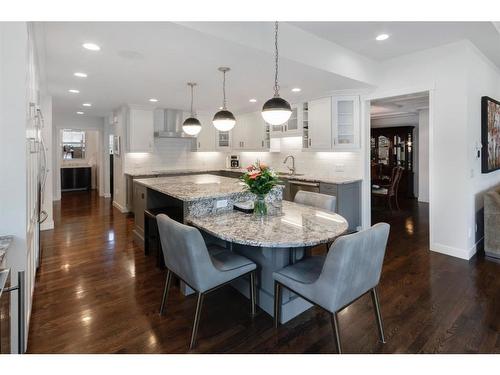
133,174,348,323
132,174,283,246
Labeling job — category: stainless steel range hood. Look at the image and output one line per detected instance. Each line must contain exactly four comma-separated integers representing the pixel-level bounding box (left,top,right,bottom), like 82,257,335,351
154,108,194,138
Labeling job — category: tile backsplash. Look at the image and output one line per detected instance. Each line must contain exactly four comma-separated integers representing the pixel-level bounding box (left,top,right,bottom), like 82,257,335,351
124,136,363,178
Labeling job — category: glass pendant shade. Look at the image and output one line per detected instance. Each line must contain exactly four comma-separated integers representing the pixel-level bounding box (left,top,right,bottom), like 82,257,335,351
212,109,236,131
262,21,291,126
182,116,202,136
182,82,202,136
261,96,292,125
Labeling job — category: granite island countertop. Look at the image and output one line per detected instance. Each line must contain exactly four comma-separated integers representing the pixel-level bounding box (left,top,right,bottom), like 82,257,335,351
187,200,348,248
0,235,13,265
126,168,361,185
135,174,282,202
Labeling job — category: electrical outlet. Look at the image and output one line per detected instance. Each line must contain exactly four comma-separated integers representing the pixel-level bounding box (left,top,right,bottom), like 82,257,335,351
216,199,228,208
335,164,345,172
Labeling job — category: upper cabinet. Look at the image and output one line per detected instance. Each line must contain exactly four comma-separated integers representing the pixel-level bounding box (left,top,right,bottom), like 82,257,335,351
307,97,332,151
332,95,360,150
127,106,154,152
192,113,216,152
270,105,302,138
232,112,269,151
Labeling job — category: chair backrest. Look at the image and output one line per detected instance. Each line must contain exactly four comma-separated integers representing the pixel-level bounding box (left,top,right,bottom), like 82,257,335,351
294,191,337,212
315,223,390,313
156,214,215,291
388,167,404,196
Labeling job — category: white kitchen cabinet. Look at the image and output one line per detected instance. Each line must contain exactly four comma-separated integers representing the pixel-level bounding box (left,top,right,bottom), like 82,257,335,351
332,95,360,149
231,113,247,150
307,97,332,151
127,106,154,152
269,105,302,138
237,112,269,150
192,113,216,151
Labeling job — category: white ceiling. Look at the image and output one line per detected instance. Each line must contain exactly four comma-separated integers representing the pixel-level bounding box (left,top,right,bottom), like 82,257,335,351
293,22,500,64
40,22,500,118
40,22,366,117
370,92,429,128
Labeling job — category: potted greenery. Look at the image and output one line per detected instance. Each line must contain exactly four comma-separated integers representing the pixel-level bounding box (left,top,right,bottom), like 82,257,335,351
241,161,280,216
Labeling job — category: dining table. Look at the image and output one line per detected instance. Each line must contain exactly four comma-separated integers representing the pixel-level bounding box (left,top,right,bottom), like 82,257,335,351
187,200,348,323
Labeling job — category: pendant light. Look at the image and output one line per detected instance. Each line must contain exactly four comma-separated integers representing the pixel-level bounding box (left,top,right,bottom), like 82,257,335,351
182,82,202,136
261,21,292,125
213,67,236,131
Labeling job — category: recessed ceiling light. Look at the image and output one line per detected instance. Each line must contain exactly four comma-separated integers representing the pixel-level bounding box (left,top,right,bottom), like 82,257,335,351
68,89,80,94
82,43,100,51
376,34,390,41
74,72,87,78
291,88,301,93
76,111,84,115
249,98,257,103
149,98,158,102
82,103,92,107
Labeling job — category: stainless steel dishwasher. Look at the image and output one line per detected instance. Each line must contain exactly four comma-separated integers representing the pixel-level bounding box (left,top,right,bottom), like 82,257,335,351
288,180,320,201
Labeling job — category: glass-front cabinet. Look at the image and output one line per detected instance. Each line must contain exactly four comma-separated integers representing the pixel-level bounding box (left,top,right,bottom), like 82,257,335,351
332,95,360,149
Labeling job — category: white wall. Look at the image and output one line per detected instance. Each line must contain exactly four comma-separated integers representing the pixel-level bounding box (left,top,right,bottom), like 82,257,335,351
418,109,430,203
464,42,500,252
366,39,500,260
366,41,470,259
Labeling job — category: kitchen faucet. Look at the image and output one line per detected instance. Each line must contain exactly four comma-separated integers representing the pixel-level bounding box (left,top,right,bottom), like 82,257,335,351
283,155,296,175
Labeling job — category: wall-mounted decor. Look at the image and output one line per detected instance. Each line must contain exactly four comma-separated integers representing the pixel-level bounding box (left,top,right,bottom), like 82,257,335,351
113,135,121,155
482,96,500,173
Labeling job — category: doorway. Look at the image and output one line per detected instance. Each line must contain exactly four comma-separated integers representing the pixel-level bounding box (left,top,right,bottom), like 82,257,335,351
367,91,430,238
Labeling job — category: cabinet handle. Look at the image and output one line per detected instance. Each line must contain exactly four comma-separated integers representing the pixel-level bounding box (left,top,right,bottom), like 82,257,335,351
198,142,200,148
309,138,312,147
285,125,287,132
261,140,264,147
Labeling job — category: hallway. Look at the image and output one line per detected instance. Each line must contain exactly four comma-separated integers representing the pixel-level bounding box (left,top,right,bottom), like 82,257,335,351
27,191,500,353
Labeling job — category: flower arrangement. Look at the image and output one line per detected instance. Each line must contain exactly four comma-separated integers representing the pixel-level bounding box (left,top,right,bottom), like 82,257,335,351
240,161,280,215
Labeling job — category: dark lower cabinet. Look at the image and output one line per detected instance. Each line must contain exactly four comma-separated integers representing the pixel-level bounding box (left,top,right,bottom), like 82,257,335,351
61,167,91,191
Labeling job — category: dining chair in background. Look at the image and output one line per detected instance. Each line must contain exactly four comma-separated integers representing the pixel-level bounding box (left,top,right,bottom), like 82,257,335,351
273,222,390,353
294,190,337,212
156,214,257,350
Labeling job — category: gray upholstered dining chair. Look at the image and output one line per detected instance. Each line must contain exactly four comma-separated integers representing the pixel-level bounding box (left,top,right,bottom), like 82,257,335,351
273,222,390,353
294,190,337,212
156,214,257,350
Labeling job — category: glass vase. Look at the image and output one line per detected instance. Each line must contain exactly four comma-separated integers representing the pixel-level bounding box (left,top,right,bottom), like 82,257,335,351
254,194,268,217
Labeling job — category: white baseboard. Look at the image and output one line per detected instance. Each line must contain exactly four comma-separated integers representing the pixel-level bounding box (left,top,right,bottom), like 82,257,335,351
40,220,54,231
103,193,111,198
430,242,476,260
112,200,129,213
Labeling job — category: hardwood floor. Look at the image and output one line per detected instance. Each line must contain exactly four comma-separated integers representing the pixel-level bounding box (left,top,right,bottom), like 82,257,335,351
27,191,500,353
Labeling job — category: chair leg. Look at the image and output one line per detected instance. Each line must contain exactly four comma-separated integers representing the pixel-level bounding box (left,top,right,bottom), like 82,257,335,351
159,269,172,315
250,271,257,316
395,193,401,210
274,281,282,328
189,292,205,350
370,287,386,343
331,312,342,354
387,195,393,211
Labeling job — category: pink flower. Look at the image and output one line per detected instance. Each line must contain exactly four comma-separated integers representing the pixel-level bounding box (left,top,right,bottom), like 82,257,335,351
259,162,268,170
246,165,255,172
248,171,261,180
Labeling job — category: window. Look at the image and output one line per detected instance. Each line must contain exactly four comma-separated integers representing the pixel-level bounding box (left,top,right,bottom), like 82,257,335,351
62,130,86,159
